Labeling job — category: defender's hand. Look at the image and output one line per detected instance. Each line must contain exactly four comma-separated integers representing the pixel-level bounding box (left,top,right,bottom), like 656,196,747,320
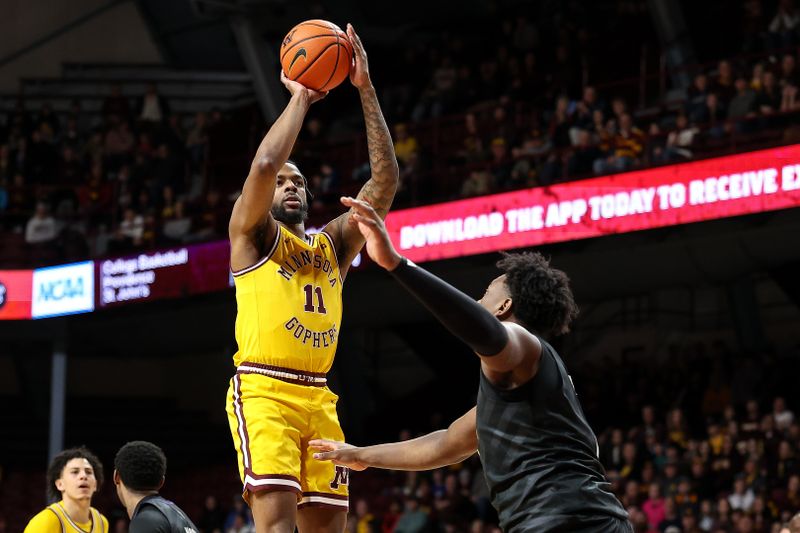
347,24,371,90
309,439,368,471
340,197,401,270
280,71,328,104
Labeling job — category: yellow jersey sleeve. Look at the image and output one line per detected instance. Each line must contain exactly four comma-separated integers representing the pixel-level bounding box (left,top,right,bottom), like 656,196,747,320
23,509,62,533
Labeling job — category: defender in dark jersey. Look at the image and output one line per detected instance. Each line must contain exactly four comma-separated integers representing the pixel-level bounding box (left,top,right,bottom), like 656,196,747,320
311,197,631,532
114,441,198,533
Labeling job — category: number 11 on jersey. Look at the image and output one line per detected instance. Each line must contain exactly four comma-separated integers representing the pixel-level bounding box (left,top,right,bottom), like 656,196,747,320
303,284,327,314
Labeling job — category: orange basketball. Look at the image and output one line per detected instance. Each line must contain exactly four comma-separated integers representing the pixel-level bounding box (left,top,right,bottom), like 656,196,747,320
280,20,353,92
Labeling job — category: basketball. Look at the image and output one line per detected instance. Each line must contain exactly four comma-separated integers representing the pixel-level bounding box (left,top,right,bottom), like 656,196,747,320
280,19,353,92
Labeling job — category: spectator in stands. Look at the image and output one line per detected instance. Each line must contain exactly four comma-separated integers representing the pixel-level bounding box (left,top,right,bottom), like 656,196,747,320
488,137,513,188
191,189,225,241
476,59,501,102
680,509,701,533
36,103,60,140
729,475,756,512
756,70,783,115
0,145,11,183
570,85,603,141
661,113,699,162
593,113,643,174
352,498,379,533
658,497,682,531
136,83,169,125
716,496,734,531
767,0,800,50
698,499,715,531
393,497,428,533
713,60,736,106
696,93,727,138
103,83,130,125
186,111,208,173
743,0,765,52
381,501,401,533
60,116,83,151
772,441,799,488
412,55,457,120
67,99,92,137
728,77,758,132
393,124,419,166
225,514,254,533
0,177,7,214
774,397,796,430
782,81,799,112
781,54,800,87
488,104,515,145
160,185,176,219
782,513,800,533
56,146,83,185
457,113,485,164
620,442,642,481
104,121,134,171
162,200,192,243
152,143,185,195
198,494,225,533
223,496,253,532
28,127,58,183
396,149,423,205
461,170,492,198
687,74,710,123
82,128,105,164
136,131,155,160
110,207,144,251
163,114,186,155
25,202,57,244
567,130,603,178
6,173,32,226
548,95,573,148
434,472,477,530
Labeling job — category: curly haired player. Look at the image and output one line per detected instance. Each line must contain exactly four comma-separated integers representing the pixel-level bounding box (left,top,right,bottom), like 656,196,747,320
24,447,109,533
311,198,632,533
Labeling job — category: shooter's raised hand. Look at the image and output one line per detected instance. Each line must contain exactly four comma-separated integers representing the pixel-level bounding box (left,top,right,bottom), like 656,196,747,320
340,196,401,270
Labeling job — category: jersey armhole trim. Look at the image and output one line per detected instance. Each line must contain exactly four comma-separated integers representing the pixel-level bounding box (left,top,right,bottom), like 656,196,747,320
318,231,344,286
231,226,282,277
47,507,67,533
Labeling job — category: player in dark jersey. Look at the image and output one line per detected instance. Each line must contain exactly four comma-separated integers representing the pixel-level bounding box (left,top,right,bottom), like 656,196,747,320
311,197,632,532
114,441,198,533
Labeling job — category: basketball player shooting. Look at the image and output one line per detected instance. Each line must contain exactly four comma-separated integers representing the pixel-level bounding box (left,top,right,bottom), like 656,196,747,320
311,198,633,532
226,24,398,533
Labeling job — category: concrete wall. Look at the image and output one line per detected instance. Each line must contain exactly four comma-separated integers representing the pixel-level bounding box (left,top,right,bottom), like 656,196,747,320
0,0,163,91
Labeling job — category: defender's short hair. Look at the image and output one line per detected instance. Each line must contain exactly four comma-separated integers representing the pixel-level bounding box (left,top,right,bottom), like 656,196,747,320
114,441,167,492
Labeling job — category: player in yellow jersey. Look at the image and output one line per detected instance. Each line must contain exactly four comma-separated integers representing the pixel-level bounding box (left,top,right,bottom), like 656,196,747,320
226,24,398,533
24,447,109,533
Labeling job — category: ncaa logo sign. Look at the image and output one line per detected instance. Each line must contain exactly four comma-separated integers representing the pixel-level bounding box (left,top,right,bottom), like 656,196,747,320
0,282,6,309
32,261,95,319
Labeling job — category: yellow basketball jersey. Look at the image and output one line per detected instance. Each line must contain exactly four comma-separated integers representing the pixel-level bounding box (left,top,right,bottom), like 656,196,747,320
24,502,108,533
232,225,343,373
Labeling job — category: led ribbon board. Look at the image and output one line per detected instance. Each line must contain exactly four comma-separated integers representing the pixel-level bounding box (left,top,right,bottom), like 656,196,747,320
385,144,800,263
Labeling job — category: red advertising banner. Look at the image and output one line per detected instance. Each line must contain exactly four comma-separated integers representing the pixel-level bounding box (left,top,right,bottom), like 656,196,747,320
384,144,800,263
0,270,33,320
96,240,232,309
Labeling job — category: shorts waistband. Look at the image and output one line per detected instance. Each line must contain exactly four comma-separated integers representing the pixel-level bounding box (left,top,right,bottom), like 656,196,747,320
236,362,327,387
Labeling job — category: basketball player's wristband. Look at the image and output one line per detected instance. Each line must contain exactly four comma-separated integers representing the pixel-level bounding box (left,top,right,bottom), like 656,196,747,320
389,257,508,357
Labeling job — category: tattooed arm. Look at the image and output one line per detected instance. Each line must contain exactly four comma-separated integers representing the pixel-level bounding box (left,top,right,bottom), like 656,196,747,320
323,24,399,279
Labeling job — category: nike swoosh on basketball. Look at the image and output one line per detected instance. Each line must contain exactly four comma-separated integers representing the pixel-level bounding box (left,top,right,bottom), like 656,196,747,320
289,48,307,73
